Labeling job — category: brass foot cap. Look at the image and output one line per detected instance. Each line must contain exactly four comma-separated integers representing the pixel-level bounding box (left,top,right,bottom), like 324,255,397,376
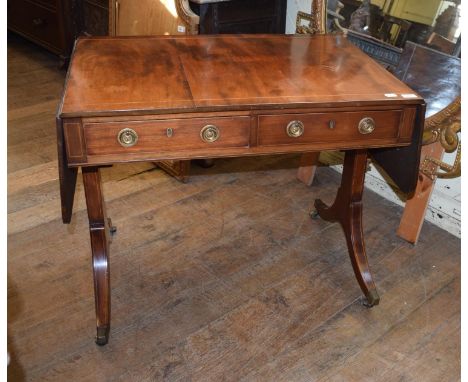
95,326,109,346
362,290,380,308
310,209,320,219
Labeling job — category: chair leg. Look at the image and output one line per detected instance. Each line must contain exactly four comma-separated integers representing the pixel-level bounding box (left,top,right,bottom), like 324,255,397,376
397,142,445,244
297,152,320,186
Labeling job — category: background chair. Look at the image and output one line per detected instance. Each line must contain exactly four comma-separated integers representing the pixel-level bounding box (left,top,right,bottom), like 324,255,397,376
426,31,456,55
377,14,412,47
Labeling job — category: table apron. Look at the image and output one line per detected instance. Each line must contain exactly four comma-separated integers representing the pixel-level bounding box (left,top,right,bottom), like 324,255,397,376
62,106,417,167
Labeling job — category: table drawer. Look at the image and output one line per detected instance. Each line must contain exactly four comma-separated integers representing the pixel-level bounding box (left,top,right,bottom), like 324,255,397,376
84,116,251,157
257,110,404,146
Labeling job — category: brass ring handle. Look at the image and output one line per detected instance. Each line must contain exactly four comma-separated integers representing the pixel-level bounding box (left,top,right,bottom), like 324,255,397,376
358,117,375,134
286,120,304,138
117,128,138,147
200,125,220,143
32,18,45,27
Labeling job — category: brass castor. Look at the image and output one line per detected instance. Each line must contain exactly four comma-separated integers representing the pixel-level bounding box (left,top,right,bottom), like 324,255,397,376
107,218,117,237
95,326,109,346
194,159,215,168
361,290,380,308
309,209,320,219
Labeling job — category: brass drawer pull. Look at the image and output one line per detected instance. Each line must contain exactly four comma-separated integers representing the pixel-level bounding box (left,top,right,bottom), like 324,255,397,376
117,128,138,147
200,125,220,143
358,117,375,134
32,18,45,27
286,120,304,138
328,119,336,129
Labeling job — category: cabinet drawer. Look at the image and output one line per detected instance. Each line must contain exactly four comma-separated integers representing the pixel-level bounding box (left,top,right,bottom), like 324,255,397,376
84,116,251,157
257,110,404,146
7,0,63,53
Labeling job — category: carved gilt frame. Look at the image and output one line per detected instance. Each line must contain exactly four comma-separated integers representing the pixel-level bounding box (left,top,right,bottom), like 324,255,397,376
296,0,327,34
108,0,200,36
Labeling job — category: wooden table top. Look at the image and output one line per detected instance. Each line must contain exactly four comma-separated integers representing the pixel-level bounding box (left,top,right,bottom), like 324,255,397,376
59,34,423,118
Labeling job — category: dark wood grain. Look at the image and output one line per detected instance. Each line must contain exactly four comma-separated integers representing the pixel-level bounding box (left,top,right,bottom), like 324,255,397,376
392,41,461,118
371,41,460,194
82,167,111,345
84,116,251,156
257,109,405,146
56,116,77,223
60,103,419,167
179,35,418,109
60,37,195,116
7,0,76,59
59,34,423,117
63,118,87,163
8,0,64,52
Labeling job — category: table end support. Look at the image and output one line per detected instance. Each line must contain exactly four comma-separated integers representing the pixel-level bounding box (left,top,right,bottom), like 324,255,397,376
362,289,380,308
313,150,380,307
83,167,111,345
96,325,110,346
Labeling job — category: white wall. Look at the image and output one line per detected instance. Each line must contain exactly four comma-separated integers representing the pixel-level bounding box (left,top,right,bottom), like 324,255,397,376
285,0,461,238
285,0,312,34
364,152,461,238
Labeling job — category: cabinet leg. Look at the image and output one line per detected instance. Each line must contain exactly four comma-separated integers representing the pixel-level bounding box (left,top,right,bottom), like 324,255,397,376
82,167,111,345
314,150,380,307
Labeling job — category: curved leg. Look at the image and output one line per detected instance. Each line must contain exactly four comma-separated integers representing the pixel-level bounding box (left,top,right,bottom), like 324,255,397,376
314,150,380,307
82,167,111,345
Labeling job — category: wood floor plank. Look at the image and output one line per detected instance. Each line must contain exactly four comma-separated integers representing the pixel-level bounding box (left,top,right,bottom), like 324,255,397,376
323,278,460,382
238,238,459,382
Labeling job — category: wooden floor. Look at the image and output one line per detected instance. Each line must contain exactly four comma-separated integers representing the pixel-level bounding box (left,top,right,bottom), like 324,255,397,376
7,33,461,382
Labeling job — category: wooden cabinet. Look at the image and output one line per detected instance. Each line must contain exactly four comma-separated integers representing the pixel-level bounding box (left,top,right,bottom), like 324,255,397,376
190,0,287,34
7,0,77,58
7,0,109,60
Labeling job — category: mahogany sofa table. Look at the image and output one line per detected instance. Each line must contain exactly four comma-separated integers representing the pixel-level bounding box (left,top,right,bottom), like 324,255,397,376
56,34,425,345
